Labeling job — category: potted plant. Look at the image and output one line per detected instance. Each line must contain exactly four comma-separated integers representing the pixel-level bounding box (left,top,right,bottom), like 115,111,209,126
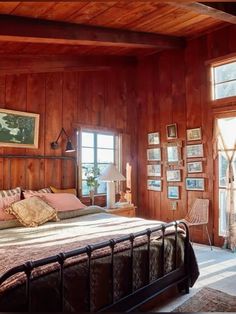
84,166,100,205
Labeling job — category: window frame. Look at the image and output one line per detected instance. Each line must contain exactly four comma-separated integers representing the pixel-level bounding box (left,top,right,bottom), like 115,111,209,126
79,128,118,197
208,54,236,106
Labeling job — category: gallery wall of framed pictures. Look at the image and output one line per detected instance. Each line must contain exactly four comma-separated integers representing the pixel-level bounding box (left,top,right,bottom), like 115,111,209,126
147,132,162,191
146,124,206,201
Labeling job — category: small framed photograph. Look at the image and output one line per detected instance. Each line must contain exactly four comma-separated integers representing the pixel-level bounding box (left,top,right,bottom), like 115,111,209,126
187,128,202,141
166,123,177,140
186,178,205,191
166,169,181,182
187,161,203,173
147,148,161,161
186,144,204,158
167,186,180,199
167,145,180,163
147,164,161,177
147,179,162,191
148,132,160,145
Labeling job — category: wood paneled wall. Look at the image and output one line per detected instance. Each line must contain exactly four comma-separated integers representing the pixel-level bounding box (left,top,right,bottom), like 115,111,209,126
137,24,236,245
0,62,138,205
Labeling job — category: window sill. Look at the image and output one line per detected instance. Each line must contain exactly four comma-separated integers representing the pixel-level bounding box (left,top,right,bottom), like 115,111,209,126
210,96,236,108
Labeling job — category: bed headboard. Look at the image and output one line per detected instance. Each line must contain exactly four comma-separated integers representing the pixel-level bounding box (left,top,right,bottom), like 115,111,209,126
0,155,78,195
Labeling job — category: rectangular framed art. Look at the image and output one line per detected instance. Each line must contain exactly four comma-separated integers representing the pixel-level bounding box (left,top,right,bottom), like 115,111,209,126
147,148,161,161
186,178,205,191
167,186,180,199
187,161,203,173
166,123,177,140
148,132,160,145
186,144,204,158
147,164,161,177
147,179,162,191
0,109,39,149
166,169,181,182
187,128,202,141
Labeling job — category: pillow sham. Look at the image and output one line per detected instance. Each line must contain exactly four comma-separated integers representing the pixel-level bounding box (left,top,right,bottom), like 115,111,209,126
50,186,77,195
23,187,52,198
7,196,57,227
40,193,86,212
0,187,21,221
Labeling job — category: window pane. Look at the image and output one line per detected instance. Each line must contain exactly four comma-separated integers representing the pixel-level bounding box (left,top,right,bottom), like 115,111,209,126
97,163,109,174
82,132,94,147
82,147,94,163
219,153,228,188
82,180,89,196
97,149,114,163
214,62,236,84
97,134,114,149
97,181,107,194
219,189,227,236
215,81,236,99
82,163,94,180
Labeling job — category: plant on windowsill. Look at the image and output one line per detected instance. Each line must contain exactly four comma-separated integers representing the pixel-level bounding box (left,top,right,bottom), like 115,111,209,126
84,166,100,205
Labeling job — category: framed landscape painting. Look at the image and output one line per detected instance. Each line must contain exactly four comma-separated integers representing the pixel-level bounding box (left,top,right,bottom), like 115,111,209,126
186,178,205,191
147,179,162,191
147,164,161,177
147,148,161,161
0,109,39,148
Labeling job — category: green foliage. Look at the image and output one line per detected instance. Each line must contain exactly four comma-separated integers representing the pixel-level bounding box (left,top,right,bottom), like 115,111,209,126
84,166,100,191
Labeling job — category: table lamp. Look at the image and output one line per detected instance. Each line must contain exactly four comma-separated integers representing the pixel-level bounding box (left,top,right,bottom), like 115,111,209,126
99,164,126,208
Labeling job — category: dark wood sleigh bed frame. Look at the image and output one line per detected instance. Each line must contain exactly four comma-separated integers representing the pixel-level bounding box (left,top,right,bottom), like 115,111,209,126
0,155,192,312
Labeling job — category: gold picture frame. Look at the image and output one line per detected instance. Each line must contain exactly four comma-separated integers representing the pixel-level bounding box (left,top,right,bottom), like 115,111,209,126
0,109,39,149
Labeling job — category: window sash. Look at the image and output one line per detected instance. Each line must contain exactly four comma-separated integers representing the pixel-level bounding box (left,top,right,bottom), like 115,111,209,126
80,130,117,196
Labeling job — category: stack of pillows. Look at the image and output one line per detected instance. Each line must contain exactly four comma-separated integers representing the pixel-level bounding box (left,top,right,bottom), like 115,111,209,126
0,186,87,228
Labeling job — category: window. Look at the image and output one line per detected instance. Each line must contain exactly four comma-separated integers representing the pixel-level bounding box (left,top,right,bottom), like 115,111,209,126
81,130,117,196
212,60,236,100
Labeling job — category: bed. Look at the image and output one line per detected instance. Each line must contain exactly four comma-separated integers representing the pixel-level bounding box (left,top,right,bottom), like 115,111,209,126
0,155,199,312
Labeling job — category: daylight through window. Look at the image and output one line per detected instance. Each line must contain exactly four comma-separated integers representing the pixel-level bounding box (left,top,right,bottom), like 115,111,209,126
212,60,236,100
81,131,117,196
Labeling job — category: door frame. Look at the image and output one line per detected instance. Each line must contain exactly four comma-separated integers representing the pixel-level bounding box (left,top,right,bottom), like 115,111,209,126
213,111,236,246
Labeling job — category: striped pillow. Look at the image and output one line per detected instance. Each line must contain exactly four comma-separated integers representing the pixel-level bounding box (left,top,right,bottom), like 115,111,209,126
0,187,21,198
23,187,52,198
0,187,21,221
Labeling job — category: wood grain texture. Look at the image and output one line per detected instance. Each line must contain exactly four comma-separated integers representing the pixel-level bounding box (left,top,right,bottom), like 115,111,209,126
0,59,138,203
0,2,228,40
137,24,236,246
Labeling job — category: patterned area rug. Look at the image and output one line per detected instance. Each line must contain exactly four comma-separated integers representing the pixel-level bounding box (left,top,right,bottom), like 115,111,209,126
173,287,236,312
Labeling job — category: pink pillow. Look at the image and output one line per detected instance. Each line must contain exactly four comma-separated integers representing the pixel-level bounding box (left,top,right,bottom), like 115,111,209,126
0,194,20,221
38,193,86,212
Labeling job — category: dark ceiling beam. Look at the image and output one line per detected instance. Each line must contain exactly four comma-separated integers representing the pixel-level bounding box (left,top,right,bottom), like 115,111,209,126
0,14,185,50
169,2,236,24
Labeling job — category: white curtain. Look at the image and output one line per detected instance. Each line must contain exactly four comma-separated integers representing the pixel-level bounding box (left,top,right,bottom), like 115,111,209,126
216,118,236,252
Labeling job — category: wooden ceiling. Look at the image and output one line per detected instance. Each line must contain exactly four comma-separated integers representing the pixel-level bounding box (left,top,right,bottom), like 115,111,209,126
0,2,233,56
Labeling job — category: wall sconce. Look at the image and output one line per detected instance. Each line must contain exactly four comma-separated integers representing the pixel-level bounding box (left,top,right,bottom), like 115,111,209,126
50,128,75,153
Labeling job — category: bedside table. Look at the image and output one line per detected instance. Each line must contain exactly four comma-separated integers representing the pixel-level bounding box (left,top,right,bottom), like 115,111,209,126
105,205,136,217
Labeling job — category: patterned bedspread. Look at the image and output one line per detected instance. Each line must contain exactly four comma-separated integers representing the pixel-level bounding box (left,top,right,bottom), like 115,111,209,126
0,210,199,311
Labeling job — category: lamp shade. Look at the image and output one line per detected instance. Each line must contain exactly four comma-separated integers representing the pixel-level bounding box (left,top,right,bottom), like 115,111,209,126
65,140,75,153
99,164,125,182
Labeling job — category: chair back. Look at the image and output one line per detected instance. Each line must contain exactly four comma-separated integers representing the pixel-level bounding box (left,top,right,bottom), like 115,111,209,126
186,198,209,224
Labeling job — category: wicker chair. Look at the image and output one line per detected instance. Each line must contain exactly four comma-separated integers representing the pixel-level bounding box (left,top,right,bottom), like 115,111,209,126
182,198,212,250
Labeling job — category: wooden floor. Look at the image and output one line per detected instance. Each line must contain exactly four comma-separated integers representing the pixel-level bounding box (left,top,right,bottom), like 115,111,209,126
147,243,236,312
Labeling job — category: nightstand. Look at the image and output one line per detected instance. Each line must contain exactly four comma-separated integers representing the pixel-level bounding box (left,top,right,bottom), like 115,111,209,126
105,205,136,217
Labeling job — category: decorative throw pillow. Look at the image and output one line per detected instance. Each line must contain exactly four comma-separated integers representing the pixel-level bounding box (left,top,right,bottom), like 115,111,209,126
23,187,52,198
7,196,57,227
0,187,21,221
50,186,77,196
57,206,106,220
40,193,86,212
